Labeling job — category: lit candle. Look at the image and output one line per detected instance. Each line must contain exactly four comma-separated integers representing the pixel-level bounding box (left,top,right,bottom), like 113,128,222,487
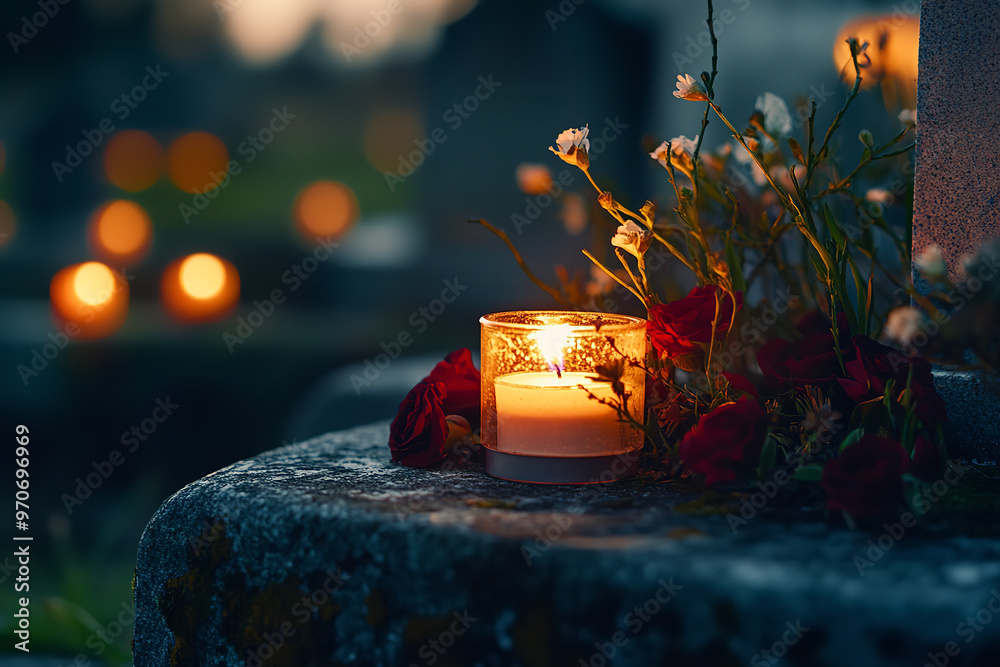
494,372,622,456
480,311,646,484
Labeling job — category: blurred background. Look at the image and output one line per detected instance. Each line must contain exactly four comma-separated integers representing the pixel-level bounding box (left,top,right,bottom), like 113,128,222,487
0,0,917,661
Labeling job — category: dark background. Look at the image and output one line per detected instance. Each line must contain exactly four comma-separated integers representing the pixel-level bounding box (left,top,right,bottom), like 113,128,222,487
0,0,913,661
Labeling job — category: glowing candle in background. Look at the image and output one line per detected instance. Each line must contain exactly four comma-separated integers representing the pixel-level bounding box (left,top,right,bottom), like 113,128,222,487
161,253,240,322
87,200,153,265
50,261,129,339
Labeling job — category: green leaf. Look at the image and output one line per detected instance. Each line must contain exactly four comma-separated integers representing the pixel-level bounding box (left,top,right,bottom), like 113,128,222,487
846,253,867,335
757,433,777,478
823,204,847,252
792,464,824,482
839,427,866,452
724,234,747,293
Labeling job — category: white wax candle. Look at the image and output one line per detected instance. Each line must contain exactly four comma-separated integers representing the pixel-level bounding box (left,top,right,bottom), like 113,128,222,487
494,372,625,457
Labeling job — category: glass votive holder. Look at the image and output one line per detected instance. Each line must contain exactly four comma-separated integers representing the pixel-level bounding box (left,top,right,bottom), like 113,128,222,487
480,311,646,484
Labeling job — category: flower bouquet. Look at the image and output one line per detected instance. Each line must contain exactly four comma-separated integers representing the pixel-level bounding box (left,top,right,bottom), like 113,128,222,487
388,0,999,525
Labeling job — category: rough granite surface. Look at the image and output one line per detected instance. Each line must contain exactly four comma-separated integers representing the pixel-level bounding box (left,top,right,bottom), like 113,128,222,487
134,422,1000,667
913,0,1000,457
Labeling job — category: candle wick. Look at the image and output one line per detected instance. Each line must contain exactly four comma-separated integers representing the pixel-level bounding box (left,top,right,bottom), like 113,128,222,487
556,367,562,379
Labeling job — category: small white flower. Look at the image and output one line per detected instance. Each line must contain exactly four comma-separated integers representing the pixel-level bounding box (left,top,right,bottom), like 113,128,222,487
611,221,653,259
865,188,894,204
884,306,923,346
754,92,792,138
672,74,709,102
898,109,917,125
549,126,590,168
649,136,698,171
733,141,768,186
915,243,947,280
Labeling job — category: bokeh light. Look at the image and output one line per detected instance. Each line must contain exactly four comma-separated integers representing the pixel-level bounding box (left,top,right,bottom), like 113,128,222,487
50,262,129,339
179,253,226,300
292,180,359,243
167,132,230,194
73,262,116,306
362,108,426,173
0,200,15,248
88,200,153,264
103,130,165,192
834,15,919,107
161,253,240,322
516,163,554,196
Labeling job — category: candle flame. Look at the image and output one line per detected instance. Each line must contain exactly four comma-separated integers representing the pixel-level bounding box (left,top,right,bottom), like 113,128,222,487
531,323,573,377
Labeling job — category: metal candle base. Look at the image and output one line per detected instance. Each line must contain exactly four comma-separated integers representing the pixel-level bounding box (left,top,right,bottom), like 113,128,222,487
483,447,639,485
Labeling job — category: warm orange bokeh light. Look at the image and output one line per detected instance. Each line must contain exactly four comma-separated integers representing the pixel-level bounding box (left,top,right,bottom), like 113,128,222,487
88,200,153,264
179,253,226,300
50,262,129,339
162,253,240,322
293,180,358,243
0,200,15,248
103,130,165,192
362,109,425,173
74,262,116,306
834,15,919,107
167,132,230,194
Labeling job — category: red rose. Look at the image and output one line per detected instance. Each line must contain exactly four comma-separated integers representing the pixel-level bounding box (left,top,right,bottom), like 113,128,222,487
837,336,947,424
388,380,449,467
388,348,482,467
758,311,852,391
821,435,908,519
910,435,946,482
427,348,481,429
647,285,742,359
678,396,769,486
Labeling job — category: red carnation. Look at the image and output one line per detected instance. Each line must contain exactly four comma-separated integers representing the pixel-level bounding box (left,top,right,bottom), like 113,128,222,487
837,336,947,424
388,380,449,467
821,435,909,519
758,311,852,391
647,285,742,359
678,396,769,486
